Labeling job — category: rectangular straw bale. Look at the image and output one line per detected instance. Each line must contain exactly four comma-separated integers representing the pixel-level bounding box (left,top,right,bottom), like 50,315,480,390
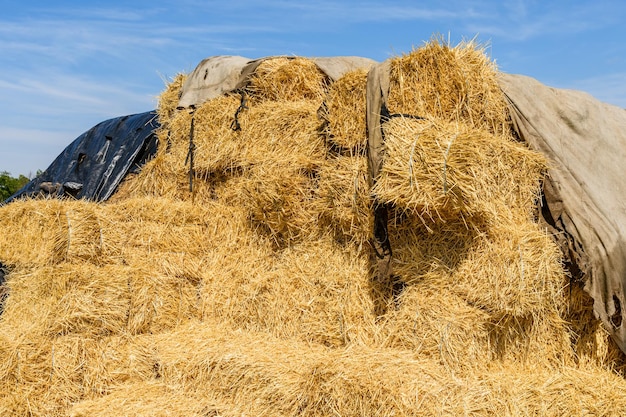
262,238,374,346
221,99,325,245
56,203,106,264
152,320,484,416
389,212,484,282
198,237,374,346
314,154,372,247
374,285,492,370
247,57,330,103
565,283,626,372
0,333,86,417
69,380,260,417
485,309,574,368
100,197,217,259
115,95,244,203
237,99,326,168
124,263,201,334
320,68,368,152
235,162,319,246
166,94,245,176
374,117,546,222
0,198,67,267
1,263,131,337
0,332,157,415
80,334,157,398
388,37,510,136
448,220,567,319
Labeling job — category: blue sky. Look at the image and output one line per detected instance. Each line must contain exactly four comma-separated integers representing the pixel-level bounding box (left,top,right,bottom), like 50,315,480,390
1,0,625,177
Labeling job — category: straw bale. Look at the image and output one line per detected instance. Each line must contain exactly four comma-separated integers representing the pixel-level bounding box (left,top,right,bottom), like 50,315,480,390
314,154,372,247
1,263,131,338
486,309,573,367
57,203,106,264
69,380,261,417
166,94,244,175
156,72,187,128
116,97,325,208
373,117,546,221
449,220,566,319
321,68,368,151
234,163,317,246
0,331,157,416
375,285,492,369
247,57,330,103
0,198,67,267
0,199,119,267
80,334,157,398
126,266,201,334
388,37,510,136
389,213,483,281
237,99,325,168
566,283,626,374
99,197,218,260
0,333,85,416
153,320,626,416
465,365,626,416
211,99,325,245
385,208,571,366
153,320,430,416
198,237,374,346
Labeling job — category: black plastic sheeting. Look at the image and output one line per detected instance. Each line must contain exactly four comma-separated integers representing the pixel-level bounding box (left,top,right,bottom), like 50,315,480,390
4,111,160,204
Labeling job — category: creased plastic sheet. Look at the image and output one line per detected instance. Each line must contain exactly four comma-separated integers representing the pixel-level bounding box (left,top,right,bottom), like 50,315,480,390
5,111,159,204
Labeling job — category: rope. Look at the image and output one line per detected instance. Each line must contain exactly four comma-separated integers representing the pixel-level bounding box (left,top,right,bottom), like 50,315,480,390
185,110,196,198
231,89,248,131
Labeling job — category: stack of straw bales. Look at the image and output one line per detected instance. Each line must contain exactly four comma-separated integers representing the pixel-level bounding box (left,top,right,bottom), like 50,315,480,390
1,39,625,416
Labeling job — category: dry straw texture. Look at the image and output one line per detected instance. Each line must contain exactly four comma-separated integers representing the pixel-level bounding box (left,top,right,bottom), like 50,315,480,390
374,116,546,222
387,36,510,136
247,57,330,103
0,42,625,416
321,68,369,152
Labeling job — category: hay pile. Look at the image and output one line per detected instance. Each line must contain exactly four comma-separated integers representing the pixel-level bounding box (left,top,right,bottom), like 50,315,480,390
1,40,626,416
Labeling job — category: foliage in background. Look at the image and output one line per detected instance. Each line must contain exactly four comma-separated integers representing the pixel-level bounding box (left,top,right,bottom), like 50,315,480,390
0,171,31,201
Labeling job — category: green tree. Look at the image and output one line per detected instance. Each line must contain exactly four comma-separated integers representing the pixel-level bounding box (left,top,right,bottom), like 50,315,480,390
0,171,30,201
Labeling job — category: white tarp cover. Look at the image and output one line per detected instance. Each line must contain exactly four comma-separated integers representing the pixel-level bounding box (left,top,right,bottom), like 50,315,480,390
178,55,377,109
499,73,626,352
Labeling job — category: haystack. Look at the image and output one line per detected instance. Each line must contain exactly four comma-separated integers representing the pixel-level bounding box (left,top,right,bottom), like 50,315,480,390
0,38,625,417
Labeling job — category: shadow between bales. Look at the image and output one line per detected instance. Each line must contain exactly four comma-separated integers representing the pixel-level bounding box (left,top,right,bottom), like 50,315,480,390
0,261,8,315
367,208,486,318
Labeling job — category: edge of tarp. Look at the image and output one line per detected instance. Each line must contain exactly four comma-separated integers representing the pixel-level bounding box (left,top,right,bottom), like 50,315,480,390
4,110,159,204
177,55,378,109
499,72,626,353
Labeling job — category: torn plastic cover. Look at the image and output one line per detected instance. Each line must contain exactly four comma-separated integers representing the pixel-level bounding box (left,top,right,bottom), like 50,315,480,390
5,111,159,204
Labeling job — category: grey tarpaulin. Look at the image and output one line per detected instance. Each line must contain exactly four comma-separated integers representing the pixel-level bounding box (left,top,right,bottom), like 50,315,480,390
499,73,626,353
5,111,159,204
178,55,378,109
365,60,393,282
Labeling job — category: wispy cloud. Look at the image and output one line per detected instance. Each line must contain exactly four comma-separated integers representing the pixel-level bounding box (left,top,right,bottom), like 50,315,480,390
566,72,626,108
464,1,625,41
